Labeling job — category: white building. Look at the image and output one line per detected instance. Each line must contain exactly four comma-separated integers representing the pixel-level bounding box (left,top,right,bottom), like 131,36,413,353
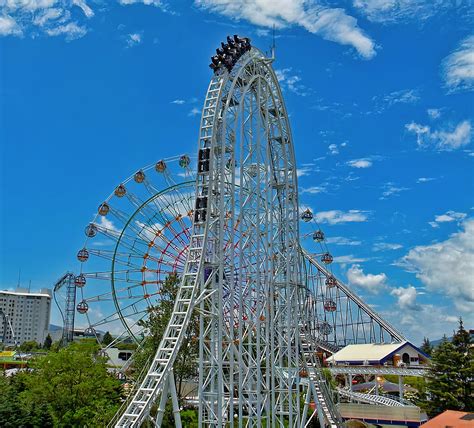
326,341,430,367
0,288,52,346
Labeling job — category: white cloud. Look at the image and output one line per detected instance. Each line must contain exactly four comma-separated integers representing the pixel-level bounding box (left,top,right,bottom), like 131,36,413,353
126,32,142,47
347,158,372,168
400,218,474,312
347,264,387,293
171,99,186,105
326,236,361,246
1,1,93,39
188,107,201,117
300,185,326,194
417,177,435,183
406,120,472,150
442,35,474,93
73,0,94,18
383,305,463,345
328,143,339,155
314,209,370,224
275,68,308,96
195,0,376,59
353,0,455,23
390,285,420,310
380,182,409,199
118,0,165,6
0,14,22,36
371,88,419,113
296,167,313,178
97,216,120,233
46,22,87,40
4,1,57,12
333,255,367,264
427,108,441,119
33,8,63,27
373,242,402,251
382,88,419,105
432,210,467,225
255,28,270,37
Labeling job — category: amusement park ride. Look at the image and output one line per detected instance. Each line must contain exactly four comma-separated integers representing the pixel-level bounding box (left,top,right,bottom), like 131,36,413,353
60,36,412,427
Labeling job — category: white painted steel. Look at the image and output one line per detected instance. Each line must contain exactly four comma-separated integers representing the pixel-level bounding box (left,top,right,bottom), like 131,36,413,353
111,44,407,428
301,248,405,347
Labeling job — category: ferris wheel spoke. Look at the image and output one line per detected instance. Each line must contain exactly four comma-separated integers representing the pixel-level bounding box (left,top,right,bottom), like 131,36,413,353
83,269,143,281
163,222,190,248
148,190,193,227
105,205,131,225
88,309,147,329
92,253,143,270
88,281,150,300
89,248,145,263
151,229,189,258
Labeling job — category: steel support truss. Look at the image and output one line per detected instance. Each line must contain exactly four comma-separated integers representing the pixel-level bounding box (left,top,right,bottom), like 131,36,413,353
53,272,77,344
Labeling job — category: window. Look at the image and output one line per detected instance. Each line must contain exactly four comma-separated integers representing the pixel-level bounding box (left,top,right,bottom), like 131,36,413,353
118,352,132,361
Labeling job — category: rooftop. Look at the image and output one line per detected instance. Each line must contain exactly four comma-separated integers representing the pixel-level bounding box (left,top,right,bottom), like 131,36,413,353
0,288,52,298
420,410,474,427
327,342,409,363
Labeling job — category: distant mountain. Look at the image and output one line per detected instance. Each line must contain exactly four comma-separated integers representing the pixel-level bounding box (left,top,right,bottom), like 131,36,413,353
431,336,454,347
49,324,62,332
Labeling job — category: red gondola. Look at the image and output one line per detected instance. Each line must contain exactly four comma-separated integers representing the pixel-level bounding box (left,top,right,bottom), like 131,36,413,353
77,248,89,262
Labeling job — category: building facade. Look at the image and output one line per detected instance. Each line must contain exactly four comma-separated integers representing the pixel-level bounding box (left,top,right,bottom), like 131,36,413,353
0,288,52,346
326,341,430,367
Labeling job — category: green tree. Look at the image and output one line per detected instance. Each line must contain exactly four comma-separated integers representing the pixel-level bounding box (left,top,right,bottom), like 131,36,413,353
451,318,473,410
134,273,199,404
19,340,39,352
19,340,122,426
0,370,53,427
420,337,433,356
425,321,473,416
102,331,114,346
43,333,53,350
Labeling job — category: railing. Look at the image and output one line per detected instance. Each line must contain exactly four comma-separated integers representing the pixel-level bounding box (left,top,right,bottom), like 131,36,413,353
338,388,405,407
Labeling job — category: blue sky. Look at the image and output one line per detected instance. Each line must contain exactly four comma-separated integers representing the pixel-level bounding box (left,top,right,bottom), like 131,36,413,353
1,0,473,344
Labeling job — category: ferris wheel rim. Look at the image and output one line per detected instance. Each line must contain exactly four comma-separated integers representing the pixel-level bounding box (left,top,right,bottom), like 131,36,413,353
109,180,195,343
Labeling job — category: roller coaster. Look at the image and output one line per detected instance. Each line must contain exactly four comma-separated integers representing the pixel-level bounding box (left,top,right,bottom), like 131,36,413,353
67,36,408,427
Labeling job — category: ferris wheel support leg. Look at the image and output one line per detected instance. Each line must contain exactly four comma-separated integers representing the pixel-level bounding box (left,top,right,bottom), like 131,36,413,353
169,370,182,428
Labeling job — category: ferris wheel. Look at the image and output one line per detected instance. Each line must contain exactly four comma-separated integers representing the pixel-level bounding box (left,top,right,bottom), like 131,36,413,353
74,156,263,346
74,156,196,344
